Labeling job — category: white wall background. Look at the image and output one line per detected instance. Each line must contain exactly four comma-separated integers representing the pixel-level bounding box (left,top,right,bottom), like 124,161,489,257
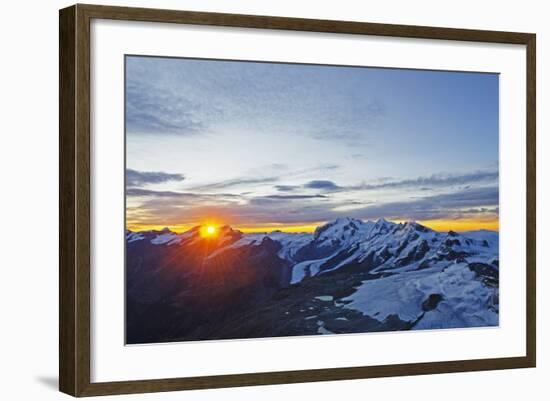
0,0,546,400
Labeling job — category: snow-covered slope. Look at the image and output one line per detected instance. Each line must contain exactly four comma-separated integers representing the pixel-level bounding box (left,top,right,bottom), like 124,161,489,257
342,261,498,329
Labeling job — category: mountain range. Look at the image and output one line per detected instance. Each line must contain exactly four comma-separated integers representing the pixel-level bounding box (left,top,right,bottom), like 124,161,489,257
126,217,499,344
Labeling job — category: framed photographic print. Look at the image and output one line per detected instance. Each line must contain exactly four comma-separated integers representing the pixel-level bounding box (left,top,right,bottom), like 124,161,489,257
59,4,536,397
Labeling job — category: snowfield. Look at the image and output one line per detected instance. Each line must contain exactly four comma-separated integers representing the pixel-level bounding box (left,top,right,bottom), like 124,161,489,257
343,262,498,328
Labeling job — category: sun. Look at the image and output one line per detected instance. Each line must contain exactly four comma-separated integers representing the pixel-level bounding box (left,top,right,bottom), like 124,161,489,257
200,225,219,238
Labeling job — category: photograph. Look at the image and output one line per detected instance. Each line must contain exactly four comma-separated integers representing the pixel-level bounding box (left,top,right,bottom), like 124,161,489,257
124,55,500,345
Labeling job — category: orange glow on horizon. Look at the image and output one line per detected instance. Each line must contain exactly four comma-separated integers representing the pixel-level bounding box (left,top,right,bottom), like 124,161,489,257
417,218,499,232
126,222,321,234
238,224,321,233
127,218,498,235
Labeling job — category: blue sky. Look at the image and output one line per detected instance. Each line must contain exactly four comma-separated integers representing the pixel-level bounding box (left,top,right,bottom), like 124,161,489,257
125,55,499,232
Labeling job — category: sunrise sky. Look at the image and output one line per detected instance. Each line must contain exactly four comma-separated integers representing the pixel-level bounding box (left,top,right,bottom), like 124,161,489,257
125,56,499,233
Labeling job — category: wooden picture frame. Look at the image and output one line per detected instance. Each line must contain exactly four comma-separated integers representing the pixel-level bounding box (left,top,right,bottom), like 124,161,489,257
59,3,536,397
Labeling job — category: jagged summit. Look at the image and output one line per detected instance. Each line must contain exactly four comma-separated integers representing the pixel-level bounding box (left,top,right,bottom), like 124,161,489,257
316,217,367,231
313,217,373,242
401,220,432,233
332,216,365,225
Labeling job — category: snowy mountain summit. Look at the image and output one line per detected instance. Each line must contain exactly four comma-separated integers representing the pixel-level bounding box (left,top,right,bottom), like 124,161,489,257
125,218,499,343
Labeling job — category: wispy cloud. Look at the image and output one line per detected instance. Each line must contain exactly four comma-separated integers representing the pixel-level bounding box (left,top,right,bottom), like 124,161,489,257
250,194,328,205
347,186,499,221
350,170,498,191
262,194,328,200
126,169,185,187
190,164,341,192
311,99,385,143
274,170,497,195
126,188,241,202
275,185,301,192
191,176,280,191
126,80,209,136
303,180,342,191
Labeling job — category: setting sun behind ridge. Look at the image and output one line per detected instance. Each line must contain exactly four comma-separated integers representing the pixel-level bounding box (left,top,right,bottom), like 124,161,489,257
200,224,219,238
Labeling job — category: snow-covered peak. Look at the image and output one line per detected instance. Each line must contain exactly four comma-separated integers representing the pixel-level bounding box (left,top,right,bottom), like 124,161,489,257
334,217,363,225
216,225,243,244
218,225,240,234
369,218,397,235
125,224,243,247
375,217,391,226
150,232,181,245
127,231,145,243
399,221,433,234
313,217,372,241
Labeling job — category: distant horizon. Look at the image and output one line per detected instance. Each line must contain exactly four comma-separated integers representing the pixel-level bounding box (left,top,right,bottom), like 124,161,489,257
126,216,499,235
126,56,499,235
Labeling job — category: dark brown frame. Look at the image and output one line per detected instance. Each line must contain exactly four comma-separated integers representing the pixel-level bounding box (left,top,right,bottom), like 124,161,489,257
59,3,536,397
